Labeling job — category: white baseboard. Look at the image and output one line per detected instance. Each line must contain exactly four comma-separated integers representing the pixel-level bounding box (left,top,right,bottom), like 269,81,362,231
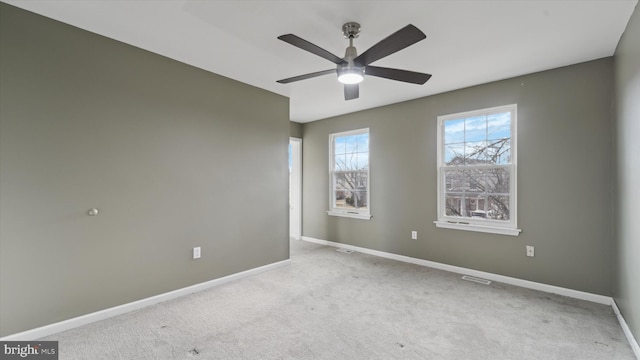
0,259,291,341
302,235,640,357
301,236,611,304
612,300,640,359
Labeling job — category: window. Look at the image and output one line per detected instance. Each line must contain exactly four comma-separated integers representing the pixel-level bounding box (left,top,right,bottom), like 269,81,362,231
435,105,520,236
328,128,371,219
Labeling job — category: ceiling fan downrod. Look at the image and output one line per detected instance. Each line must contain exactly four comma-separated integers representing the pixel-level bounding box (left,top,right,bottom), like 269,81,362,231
338,22,364,84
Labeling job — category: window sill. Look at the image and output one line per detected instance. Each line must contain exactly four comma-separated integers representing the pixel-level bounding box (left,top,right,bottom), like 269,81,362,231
434,220,521,236
327,211,372,220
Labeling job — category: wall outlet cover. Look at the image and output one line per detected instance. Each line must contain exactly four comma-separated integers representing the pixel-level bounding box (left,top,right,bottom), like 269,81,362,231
526,245,534,257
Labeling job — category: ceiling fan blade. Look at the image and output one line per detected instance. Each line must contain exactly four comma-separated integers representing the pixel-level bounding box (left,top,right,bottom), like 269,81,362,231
278,34,347,65
344,84,359,100
365,66,431,84
277,69,336,84
354,24,426,66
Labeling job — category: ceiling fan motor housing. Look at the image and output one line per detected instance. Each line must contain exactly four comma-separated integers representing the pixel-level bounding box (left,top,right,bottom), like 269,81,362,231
342,22,361,39
338,45,364,84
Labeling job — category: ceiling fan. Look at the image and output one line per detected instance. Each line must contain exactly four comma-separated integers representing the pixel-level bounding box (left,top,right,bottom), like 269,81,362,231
276,22,432,101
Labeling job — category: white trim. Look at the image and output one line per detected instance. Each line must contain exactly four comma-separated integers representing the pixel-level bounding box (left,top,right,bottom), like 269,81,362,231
0,259,291,341
327,210,372,220
612,299,640,359
300,236,609,304
434,220,521,236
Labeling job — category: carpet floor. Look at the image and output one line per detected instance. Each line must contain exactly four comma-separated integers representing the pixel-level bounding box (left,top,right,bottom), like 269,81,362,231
42,239,636,359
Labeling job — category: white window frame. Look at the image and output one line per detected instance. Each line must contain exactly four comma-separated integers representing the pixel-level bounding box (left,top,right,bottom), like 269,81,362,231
434,104,521,236
327,128,371,220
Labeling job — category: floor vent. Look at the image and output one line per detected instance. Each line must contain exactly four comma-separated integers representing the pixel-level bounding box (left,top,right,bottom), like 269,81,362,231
336,248,354,254
462,275,492,285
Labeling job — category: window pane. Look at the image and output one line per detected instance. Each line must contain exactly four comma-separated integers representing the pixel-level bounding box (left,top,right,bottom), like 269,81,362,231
343,153,359,170
356,134,368,152
336,172,354,191
356,152,369,170
445,143,465,165
335,133,369,171
445,194,463,217
443,168,510,220
444,119,465,144
487,195,510,220
351,190,367,209
465,115,487,142
465,169,486,194
335,173,348,191
485,168,510,194
336,171,367,191
334,189,368,210
334,154,347,170
487,112,511,140
335,136,347,155
467,195,487,218
444,169,465,192
344,135,358,154
465,141,488,164
335,190,352,208
335,133,369,154
485,138,511,165
333,172,368,210
355,172,368,190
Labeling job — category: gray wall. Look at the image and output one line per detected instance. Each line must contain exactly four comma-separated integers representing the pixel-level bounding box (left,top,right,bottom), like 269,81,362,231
290,121,303,138
614,3,640,343
302,58,614,296
0,4,289,337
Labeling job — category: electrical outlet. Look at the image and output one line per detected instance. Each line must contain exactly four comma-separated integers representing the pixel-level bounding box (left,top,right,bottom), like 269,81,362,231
193,247,201,259
526,245,534,257
411,231,418,240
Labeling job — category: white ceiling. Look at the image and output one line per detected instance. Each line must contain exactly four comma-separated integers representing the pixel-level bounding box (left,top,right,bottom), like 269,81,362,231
4,0,637,123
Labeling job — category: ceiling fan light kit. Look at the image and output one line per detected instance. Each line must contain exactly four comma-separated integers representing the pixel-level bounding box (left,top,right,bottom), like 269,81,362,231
337,68,364,84
277,22,432,100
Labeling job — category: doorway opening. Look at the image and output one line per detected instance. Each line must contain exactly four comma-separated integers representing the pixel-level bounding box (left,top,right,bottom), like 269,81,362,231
289,137,302,241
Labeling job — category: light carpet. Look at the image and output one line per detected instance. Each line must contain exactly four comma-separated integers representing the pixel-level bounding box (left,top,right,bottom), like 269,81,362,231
41,239,635,359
